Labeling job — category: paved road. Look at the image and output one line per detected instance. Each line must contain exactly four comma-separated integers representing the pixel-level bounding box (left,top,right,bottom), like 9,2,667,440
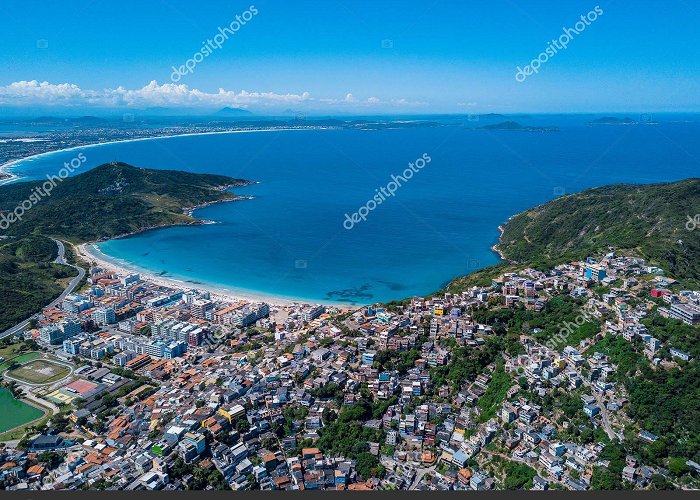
591,389,622,441
581,375,621,442
23,389,60,414
0,239,85,339
409,465,436,490
54,239,67,264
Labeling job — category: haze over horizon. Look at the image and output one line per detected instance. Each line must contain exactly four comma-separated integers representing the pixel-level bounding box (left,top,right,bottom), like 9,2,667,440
2,0,699,115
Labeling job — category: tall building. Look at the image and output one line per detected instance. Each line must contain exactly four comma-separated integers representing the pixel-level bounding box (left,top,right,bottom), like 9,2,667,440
92,307,116,325
41,319,81,345
61,318,82,337
40,326,64,345
585,265,607,282
191,300,215,319
301,304,325,322
668,303,700,325
63,338,82,355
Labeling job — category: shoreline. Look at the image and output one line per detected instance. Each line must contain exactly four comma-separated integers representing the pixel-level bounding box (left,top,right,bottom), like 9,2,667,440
76,242,359,309
3,124,514,309
0,125,364,309
0,126,335,186
491,226,508,261
491,223,517,264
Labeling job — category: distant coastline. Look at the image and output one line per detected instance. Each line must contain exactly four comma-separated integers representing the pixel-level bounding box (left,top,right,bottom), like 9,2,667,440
0,126,334,186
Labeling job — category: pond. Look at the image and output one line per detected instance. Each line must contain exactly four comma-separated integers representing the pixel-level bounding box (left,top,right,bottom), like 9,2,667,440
0,387,44,433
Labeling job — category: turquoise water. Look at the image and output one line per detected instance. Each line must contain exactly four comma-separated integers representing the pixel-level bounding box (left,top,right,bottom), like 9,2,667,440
6,116,700,303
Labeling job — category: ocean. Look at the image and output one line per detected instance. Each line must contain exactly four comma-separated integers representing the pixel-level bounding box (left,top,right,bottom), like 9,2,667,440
5,115,700,304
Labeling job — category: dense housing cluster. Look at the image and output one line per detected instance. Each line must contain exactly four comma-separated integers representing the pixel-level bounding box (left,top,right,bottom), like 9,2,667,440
1,252,698,490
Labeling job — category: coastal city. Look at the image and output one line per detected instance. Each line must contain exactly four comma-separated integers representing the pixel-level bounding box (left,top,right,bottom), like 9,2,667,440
0,117,434,184
1,249,698,491
2,0,699,495
0,120,317,183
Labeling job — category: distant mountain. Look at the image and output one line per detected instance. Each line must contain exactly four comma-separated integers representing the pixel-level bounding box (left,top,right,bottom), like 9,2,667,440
496,178,700,284
588,116,637,125
215,107,254,117
75,115,109,124
479,120,523,130
23,115,110,125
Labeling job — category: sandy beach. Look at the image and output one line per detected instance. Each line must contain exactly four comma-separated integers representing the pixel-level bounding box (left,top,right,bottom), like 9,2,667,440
1,125,359,309
76,242,356,309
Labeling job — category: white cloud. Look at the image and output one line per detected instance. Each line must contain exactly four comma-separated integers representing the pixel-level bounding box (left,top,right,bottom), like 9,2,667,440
0,80,428,111
0,80,312,109
1,80,84,102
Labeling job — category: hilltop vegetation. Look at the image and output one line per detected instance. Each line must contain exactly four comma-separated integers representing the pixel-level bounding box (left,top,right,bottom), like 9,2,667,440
496,179,700,285
477,121,559,132
0,235,75,332
0,162,251,242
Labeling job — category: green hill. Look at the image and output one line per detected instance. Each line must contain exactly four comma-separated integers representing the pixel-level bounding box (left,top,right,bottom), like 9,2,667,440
0,235,77,332
0,162,252,242
0,162,252,332
445,178,700,293
496,178,700,284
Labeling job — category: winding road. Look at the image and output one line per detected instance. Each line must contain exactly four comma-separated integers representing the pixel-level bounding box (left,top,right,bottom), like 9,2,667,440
0,239,85,339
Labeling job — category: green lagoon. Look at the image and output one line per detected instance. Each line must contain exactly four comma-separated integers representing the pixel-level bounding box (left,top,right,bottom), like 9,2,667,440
0,387,44,433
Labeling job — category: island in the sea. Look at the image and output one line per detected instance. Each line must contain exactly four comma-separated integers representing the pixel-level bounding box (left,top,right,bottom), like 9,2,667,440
477,121,559,132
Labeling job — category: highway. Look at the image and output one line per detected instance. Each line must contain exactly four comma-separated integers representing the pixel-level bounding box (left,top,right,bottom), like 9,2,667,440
0,239,86,339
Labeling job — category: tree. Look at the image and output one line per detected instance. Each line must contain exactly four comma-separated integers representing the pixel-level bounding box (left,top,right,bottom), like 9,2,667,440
355,452,383,480
502,462,536,490
668,457,690,477
590,467,624,490
651,474,676,490
37,451,64,469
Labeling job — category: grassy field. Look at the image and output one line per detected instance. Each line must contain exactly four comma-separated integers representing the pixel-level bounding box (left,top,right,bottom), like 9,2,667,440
0,343,24,359
0,351,41,372
7,359,71,385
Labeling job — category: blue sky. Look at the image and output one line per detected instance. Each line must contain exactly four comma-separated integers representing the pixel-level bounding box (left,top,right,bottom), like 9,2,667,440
1,0,699,114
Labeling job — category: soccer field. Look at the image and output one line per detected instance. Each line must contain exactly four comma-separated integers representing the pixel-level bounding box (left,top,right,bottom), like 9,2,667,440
7,359,71,385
